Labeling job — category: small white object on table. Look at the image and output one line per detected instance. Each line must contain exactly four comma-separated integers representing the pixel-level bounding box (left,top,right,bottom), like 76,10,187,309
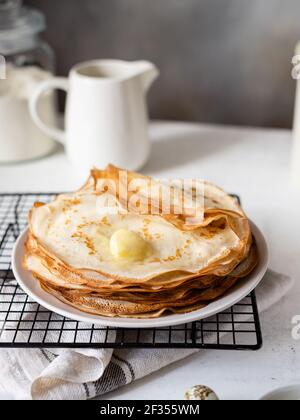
292,41,300,188
0,121,299,400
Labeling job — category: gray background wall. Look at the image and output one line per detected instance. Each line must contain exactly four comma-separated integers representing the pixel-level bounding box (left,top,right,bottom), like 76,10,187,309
26,0,300,128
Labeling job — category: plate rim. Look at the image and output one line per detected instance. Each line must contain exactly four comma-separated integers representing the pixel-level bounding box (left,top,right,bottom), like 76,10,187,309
11,221,269,328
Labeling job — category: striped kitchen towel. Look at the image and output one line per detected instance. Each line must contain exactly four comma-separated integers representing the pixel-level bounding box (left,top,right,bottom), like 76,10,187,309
0,270,294,400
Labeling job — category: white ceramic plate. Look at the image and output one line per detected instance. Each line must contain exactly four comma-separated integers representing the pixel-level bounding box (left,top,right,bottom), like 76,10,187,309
12,222,269,328
260,385,300,400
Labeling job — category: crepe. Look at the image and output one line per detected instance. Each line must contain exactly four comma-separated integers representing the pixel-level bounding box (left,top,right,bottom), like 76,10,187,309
28,196,248,280
23,165,258,318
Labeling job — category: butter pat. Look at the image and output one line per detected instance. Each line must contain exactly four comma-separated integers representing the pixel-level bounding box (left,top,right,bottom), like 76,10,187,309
110,229,148,261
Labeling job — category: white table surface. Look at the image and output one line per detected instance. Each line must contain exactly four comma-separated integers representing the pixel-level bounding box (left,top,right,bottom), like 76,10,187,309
0,121,299,400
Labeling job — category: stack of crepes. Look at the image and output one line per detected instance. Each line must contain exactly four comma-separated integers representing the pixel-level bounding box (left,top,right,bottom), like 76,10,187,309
23,165,258,319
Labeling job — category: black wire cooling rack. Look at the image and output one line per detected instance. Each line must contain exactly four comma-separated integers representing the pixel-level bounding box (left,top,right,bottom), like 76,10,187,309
0,193,263,350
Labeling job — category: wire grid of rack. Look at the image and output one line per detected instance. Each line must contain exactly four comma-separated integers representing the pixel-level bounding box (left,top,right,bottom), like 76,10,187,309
0,193,263,350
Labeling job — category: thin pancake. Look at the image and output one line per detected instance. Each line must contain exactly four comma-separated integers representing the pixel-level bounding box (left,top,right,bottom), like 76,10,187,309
23,165,258,319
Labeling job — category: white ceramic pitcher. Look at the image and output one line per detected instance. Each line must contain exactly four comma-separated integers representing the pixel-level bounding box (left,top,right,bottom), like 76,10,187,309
29,59,159,172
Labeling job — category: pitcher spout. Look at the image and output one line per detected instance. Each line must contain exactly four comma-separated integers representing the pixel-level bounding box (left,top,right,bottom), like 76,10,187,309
133,61,159,92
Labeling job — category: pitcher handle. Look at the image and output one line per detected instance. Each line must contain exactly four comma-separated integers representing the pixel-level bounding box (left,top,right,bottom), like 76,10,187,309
29,77,69,145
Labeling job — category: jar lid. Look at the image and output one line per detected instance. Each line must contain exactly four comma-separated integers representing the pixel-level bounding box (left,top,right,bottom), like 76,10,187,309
0,0,46,54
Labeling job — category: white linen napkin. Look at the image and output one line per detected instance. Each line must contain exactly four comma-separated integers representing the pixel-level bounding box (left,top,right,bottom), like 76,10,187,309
0,270,294,400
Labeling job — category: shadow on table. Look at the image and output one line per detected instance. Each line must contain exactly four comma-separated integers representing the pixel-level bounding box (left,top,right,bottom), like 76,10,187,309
144,125,242,173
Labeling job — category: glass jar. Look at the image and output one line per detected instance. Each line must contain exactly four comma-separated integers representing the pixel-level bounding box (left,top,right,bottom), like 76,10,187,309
0,0,57,163
0,0,55,72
